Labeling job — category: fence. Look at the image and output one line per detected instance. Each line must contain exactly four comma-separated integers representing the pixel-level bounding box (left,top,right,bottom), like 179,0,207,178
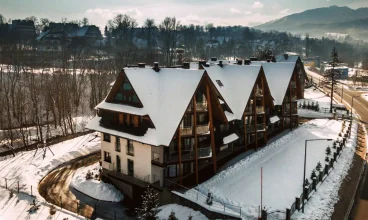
287,119,352,217
165,179,244,218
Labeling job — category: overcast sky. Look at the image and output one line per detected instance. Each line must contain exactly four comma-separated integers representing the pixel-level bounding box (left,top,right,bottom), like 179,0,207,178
1,0,368,30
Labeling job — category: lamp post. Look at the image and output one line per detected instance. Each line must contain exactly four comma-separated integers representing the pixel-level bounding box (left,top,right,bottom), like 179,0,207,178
351,96,359,118
302,138,333,213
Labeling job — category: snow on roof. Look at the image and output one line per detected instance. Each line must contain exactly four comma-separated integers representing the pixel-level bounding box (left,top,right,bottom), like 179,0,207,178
123,68,204,146
262,62,296,105
270,115,280,123
218,98,225,104
76,27,89,37
224,111,235,122
205,64,261,120
223,133,239,145
86,116,160,146
275,54,300,63
96,101,148,116
109,81,115,86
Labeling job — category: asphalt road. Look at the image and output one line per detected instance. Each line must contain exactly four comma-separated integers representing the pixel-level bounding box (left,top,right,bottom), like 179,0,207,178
306,69,368,220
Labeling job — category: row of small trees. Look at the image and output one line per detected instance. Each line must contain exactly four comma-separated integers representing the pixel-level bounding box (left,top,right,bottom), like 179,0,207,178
299,101,320,112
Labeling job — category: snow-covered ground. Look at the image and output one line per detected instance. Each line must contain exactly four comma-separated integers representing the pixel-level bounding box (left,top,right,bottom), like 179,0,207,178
297,87,337,118
71,162,123,202
363,94,368,102
157,204,208,220
181,119,356,219
0,132,100,219
0,115,93,153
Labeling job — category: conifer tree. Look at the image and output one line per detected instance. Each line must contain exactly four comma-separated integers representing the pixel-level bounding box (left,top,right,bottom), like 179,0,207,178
326,146,331,156
316,161,322,172
136,186,159,220
168,211,178,220
310,169,316,179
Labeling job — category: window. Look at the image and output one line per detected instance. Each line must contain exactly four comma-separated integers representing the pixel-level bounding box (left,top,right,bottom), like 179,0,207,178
196,92,204,103
127,159,134,176
183,115,192,128
123,80,132,90
132,95,139,103
216,80,224,87
104,151,111,163
183,138,194,151
103,133,111,142
126,140,134,156
116,155,121,172
152,152,160,162
115,136,121,152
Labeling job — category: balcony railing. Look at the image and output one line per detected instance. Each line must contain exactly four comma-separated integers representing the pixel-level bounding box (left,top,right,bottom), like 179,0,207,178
196,124,209,135
256,123,265,131
198,147,212,158
290,81,296,89
196,102,207,111
180,127,193,136
245,107,253,114
256,88,263,97
256,106,264,114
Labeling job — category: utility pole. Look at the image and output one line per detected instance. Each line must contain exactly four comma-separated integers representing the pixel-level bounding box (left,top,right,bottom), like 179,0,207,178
329,47,340,114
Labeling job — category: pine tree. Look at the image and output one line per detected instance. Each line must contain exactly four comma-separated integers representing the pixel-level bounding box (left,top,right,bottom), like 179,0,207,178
310,169,316,179
326,146,331,156
316,161,322,172
315,102,320,111
136,186,159,220
311,102,315,110
168,211,178,220
325,156,330,162
307,102,311,109
304,179,310,186
302,100,306,109
333,141,337,149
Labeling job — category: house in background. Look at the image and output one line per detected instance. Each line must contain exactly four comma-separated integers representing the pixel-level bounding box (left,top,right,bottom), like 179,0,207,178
86,63,238,198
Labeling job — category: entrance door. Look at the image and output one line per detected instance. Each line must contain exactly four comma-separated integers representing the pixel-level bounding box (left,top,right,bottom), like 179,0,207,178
128,159,134,176
116,155,121,172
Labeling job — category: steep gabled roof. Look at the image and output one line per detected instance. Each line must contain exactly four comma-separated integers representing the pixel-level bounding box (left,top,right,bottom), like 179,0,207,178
204,64,261,121
261,62,296,105
87,67,205,146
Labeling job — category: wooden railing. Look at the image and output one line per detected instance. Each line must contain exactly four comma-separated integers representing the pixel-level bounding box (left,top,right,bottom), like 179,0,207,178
197,124,209,135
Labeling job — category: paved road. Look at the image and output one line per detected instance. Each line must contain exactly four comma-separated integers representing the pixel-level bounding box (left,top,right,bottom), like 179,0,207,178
38,153,135,220
306,69,368,220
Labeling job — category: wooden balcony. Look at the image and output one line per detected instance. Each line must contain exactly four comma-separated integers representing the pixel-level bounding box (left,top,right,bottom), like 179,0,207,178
256,106,265,114
197,124,209,135
256,123,265,131
180,127,193,136
196,102,207,111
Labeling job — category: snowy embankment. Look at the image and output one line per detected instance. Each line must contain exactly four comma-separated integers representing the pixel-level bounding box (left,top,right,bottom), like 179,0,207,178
157,204,208,220
186,119,355,219
297,87,344,118
0,132,100,219
71,162,123,202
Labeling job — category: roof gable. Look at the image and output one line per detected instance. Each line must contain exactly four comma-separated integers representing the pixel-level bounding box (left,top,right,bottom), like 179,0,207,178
261,62,296,105
204,64,262,120
124,68,205,146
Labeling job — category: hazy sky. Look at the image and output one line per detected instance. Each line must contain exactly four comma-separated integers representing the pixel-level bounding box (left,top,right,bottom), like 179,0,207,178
1,0,368,30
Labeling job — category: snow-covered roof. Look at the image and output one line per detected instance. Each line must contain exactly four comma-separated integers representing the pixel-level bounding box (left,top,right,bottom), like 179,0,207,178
205,64,261,121
96,101,148,116
275,54,300,63
270,115,280,124
76,27,89,37
223,133,239,145
88,67,205,146
262,62,296,105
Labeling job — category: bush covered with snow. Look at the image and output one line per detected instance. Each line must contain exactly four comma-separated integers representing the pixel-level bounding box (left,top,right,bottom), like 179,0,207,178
156,204,208,220
71,162,123,202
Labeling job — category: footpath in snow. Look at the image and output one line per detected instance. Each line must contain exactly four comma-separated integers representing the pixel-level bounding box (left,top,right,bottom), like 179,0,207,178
187,119,357,219
0,132,100,220
71,162,123,202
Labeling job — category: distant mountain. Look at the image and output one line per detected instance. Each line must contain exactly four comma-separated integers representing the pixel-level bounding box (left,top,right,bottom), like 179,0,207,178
255,6,368,40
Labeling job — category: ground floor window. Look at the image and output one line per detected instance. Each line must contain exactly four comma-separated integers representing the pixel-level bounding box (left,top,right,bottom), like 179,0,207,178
104,151,111,163
128,159,134,176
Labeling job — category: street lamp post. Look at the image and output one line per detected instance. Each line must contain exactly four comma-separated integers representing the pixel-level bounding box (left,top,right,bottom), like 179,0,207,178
351,96,359,118
302,138,333,213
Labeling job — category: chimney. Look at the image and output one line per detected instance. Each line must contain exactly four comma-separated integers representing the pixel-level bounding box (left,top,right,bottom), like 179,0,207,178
244,59,251,65
237,59,243,65
250,57,258,61
198,61,206,69
153,62,160,72
138,63,146,68
284,53,289,60
182,62,190,69
218,60,223,67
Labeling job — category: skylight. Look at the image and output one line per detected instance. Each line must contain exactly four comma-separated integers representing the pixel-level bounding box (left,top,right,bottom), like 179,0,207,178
216,80,224,87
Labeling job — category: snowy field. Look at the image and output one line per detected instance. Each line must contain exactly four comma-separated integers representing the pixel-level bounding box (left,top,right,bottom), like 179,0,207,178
297,87,348,118
71,162,123,202
0,132,100,219
157,204,208,220
184,119,357,219
363,94,368,102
